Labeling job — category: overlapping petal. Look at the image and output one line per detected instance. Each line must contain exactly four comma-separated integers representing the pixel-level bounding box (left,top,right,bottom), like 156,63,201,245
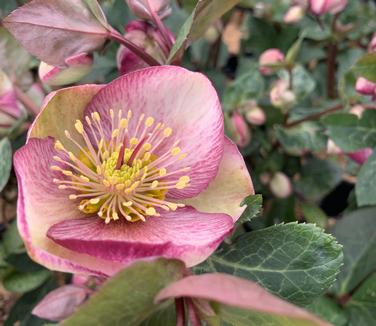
83,66,224,198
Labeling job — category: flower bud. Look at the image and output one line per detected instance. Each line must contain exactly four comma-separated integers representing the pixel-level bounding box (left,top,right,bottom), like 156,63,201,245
369,33,376,53
269,172,292,198
245,106,266,126
347,148,373,165
230,112,251,147
0,69,22,133
117,20,173,75
270,79,296,110
39,53,93,87
309,0,348,15
126,0,172,20
284,6,305,24
259,49,285,75
327,139,342,155
355,77,376,97
349,105,365,118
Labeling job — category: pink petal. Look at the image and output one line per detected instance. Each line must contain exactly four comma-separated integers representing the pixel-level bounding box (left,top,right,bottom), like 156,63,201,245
14,137,122,276
156,273,329,326
47,206,233,268
183,137,254,221
84,66,224,199
32,285,88,321
347,148,373,165
3,0,109,66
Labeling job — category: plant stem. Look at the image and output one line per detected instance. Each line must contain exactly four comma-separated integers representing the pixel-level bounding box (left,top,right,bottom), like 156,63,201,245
109,31,161,67
14,86,40,116
175,298,186,326
327,14,340,99
285,104,343,128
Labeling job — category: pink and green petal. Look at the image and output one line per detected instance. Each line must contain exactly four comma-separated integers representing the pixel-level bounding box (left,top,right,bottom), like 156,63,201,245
183,137,254,221
156,274,330,326
47,207,233,268
84,66,224,199
14,137,121,276
29,84,103,153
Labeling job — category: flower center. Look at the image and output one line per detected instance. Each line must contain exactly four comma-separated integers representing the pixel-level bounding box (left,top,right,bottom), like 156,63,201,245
50,109,190,224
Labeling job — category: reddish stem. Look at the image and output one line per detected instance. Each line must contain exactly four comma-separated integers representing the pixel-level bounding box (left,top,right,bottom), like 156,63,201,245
14,86,39,116
175,298,186,326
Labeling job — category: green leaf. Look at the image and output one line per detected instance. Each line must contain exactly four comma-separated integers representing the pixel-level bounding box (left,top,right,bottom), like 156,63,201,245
322,111,376,152
295,158,342,201
285,36,304,65
275,122,328,155
140,304,176,326
345,273,376,326
331,207,376,295
196,223,343,305
64,259,184,326
355,151,376,206
352,52,376,83
83,0,110,28
301,203,328,229
238,194,263,224
306,297,348,326
3,220,25,256
0,137,12,192
3,270,51,293
168,0,240,62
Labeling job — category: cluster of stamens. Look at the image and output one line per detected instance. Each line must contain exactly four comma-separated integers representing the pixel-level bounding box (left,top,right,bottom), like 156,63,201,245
50,109,190,224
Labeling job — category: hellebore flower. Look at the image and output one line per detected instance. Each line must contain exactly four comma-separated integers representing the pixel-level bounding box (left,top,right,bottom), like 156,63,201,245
259,49,285,75
355,77,376,100
117,21,173,75
0,69,23,133
309,0,348,15
39,53,93,87
14,66,253,276
126,0,172,20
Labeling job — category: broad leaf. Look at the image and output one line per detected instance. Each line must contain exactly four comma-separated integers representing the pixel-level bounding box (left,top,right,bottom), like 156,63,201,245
0,137,12,192
3,0,110,66
352,52,376,83
64,259,184,326
331,207,376,295
168,0,240,61
196,223,343,305
3,270,51,293
306,297,347,326
355,151,376,206
322,111,376,152
345,273,376,326
275,122,327,155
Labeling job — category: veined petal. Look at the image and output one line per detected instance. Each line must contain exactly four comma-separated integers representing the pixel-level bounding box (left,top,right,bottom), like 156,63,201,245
47,206,233,268
183,137,254,221
14,137,122,276
28,84,103,153
83,66,224,199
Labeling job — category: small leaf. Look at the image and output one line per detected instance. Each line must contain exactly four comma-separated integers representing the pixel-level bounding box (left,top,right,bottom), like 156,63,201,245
286,36,304,65
3,220,25,256
0,137,12,192
356,151,376,206
345,273,376,326
196,223,343,305
238,194,263,224
168,0,240,62
305,296,348,326
352,52,376,83
3,0,110,66
301,203,328,229
64,259,185,326
331,207,376,295
3,270,51,293
322,110,376,152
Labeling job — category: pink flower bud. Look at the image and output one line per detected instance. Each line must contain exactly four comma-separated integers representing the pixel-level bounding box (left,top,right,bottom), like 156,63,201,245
269,172,292,198
0,69,22,131
284,6,305,24
245,106,266,126
347,148,373,165
230,112,251,147
117,20,173,75
39,53,93,87
270,79,296,110
355,77,376,96
309,0,348,15
126,0,172,20
369,33,376,53
259,49,285,75
349,105,365,118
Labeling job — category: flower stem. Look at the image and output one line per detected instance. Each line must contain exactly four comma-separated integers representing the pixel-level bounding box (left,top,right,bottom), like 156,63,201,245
14,86,40,116
109,31,161,67
175,298,186,326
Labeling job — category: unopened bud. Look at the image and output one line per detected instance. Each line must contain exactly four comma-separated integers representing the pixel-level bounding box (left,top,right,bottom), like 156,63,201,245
349,105,365,118
327,139,342,155
270,172,292,198
309,0,348,15
245,106,266,126
284,6,305,24
270,79,296,110
126,0,172,20
347,148,373,165
39,53,93,86
369,33,376,53
259,49,285,75
355,77,376,97
229,112,251,147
